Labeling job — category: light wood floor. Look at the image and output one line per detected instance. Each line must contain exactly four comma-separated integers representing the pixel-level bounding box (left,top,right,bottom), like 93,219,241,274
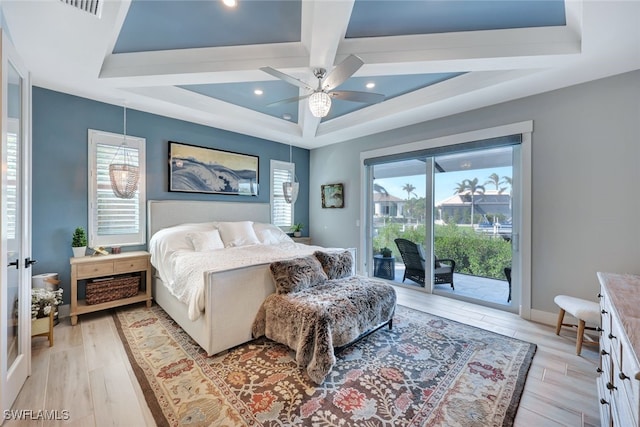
6,287,600,426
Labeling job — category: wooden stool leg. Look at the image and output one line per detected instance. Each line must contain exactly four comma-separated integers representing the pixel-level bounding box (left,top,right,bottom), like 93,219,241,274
555,308,566,335
576,320,585,356
48,310,54,347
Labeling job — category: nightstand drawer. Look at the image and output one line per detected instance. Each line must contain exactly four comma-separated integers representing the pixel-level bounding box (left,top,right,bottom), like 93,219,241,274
77,261,114,278
115,258,148,273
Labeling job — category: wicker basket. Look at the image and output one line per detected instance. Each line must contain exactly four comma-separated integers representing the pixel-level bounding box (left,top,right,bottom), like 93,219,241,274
86,275,140,305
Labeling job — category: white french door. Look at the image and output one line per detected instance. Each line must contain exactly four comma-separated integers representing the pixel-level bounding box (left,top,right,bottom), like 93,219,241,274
1,30,32,416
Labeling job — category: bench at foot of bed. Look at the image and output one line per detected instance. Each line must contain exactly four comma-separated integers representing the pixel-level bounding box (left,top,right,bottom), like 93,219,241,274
253,271,397,384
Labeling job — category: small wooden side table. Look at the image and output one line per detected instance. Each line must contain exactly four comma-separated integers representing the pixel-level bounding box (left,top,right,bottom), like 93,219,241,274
373,255,395,280
70,251,152,325
292,236,312,245
31,310,54,347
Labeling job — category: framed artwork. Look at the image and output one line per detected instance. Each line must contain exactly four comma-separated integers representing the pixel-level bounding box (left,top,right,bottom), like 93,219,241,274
321,183,344,208
169,141,258,196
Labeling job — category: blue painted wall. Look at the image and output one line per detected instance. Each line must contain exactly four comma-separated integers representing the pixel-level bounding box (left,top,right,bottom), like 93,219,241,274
32,87,309,303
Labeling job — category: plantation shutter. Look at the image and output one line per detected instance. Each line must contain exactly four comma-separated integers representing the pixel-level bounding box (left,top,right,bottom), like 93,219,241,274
270,160,294,227
96,143,139,234
88,129,146,247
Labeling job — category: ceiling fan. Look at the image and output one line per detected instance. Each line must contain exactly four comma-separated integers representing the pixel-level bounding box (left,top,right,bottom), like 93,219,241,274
260,54,385,118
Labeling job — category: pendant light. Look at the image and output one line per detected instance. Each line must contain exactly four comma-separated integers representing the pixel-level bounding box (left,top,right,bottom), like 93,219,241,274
109,105,139,199
283,144,299,204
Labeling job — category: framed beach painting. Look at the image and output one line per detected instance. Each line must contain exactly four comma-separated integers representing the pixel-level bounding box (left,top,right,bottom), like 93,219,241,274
321,183,344,208
169,141,259,196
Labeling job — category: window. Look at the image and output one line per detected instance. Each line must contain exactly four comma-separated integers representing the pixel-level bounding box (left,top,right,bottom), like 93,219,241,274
270,160,295,227
88,129,146,247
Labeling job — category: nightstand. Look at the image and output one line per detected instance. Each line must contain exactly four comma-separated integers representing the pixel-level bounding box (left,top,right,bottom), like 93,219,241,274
292,236,312,245
69,251,152,325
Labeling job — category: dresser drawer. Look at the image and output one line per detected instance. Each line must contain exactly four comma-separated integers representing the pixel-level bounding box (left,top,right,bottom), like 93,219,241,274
618,332,640,424
76,261,114,278
598,378,613,427
115,257,148,273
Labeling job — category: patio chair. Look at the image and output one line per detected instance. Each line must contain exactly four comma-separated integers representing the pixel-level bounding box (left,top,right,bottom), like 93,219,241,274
504,267,512,303
394,238,455,289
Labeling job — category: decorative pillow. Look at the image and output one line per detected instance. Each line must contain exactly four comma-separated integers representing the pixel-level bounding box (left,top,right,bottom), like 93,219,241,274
149,222,215,254
270,256,328,294
314,250,353,280
418,244,429,268
186,230,225,252
217,221,261,247
253,222,294,245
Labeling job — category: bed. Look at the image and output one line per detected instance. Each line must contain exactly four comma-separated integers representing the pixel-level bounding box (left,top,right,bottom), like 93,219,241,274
147,200,354,356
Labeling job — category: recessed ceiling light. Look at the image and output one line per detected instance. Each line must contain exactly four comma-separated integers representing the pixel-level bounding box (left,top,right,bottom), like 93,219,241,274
366,82,376,89
254,89,263,95
222,0,237,7
282,113,292,120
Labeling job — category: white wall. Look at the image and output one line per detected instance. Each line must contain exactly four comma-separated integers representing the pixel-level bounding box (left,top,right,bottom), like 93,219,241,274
310,70,640,315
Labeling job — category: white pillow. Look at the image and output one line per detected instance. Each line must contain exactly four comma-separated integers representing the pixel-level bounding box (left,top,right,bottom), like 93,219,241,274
217,221,261,247
187,230,225,252
149,222,214,254
253,222,294,245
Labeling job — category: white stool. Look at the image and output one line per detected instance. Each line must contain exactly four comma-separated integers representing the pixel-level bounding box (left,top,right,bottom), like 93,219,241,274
554,295,601,355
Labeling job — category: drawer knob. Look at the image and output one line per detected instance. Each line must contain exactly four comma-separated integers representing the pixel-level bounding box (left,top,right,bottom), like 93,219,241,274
606,381,617,391
619,372,630,380
601,349,609,356
608,333,616,340
601,309,608,314
600,398,609,405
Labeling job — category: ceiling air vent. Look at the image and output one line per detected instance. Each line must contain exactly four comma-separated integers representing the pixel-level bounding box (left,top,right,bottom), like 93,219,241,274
60,0,102,17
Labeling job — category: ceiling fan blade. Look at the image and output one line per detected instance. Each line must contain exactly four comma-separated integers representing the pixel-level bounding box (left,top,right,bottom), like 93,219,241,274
259,66,314,91
329,90,385,104
322,54,364,91
266,93,312,108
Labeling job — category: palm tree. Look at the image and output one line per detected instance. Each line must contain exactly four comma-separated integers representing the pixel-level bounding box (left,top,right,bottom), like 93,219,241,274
485,173,510,194
501,176,512,191
464,178,485,225
453,181,467,195
402,183,416,200
485,173,502,190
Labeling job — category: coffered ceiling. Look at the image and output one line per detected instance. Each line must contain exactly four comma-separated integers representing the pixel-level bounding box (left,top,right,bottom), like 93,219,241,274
3,0,640,149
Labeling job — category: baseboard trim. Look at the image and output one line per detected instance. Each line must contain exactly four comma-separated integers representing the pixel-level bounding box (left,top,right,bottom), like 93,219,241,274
58,304,70,319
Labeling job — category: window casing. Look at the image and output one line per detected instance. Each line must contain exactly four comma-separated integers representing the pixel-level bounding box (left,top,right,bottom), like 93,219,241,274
270,160,295,228
88,129,146,247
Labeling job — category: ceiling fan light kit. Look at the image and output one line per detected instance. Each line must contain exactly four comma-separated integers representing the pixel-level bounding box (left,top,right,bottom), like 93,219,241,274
261,54,385,118
309,92,331,117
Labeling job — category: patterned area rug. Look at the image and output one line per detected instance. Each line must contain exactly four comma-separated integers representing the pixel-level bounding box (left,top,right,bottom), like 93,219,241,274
114,304,536,427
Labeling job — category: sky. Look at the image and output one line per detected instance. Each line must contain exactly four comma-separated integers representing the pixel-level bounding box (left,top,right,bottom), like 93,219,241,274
376,166,512,203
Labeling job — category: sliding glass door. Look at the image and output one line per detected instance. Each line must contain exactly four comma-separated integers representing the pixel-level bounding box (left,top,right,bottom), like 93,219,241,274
366,135,521,312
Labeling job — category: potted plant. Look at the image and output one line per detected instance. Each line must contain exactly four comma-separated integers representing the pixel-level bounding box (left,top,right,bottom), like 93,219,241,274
380,247,393,258
290,223,304,237
72,226,87,257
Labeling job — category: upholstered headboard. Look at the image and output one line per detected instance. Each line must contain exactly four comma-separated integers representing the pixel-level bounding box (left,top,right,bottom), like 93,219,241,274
147,200,271,240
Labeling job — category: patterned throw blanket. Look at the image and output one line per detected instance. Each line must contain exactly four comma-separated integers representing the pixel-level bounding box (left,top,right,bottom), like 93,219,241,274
252,276,397,383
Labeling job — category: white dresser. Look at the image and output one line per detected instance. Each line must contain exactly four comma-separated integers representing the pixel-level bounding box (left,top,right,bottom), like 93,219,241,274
597,272,640,427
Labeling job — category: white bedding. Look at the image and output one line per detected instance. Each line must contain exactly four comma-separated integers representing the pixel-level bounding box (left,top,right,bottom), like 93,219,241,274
149,221,336,321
